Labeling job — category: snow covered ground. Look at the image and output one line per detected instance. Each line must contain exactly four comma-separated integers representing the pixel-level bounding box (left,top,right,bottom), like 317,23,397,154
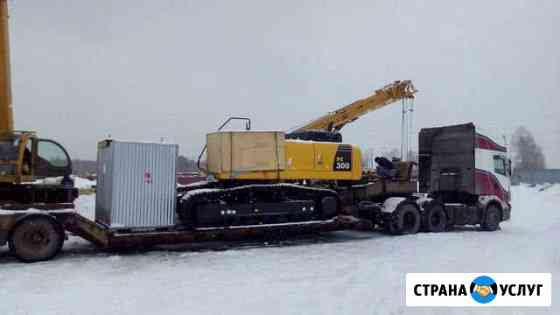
33,176,96,190
0,185,558,315
72,176,96,190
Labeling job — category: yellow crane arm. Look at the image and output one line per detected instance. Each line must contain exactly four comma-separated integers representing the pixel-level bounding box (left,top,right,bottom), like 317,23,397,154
293,80,417,133
0,0,13,136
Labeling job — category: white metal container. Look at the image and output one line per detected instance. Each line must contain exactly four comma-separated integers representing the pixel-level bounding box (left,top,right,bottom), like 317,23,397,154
95,140,178,229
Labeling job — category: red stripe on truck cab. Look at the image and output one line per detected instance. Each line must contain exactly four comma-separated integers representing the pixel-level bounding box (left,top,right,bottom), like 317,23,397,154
476,134,507,152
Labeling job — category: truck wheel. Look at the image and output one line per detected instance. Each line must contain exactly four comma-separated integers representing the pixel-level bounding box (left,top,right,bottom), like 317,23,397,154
422,204,447,233
481,205,501,231
389,203,421,235
9,216,64,263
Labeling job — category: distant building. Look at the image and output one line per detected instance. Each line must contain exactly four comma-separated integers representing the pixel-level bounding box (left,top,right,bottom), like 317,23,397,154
512,169,560,185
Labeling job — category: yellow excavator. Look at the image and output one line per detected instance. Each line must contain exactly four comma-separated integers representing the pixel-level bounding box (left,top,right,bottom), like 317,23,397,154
181,81,416,227
0,0,77,209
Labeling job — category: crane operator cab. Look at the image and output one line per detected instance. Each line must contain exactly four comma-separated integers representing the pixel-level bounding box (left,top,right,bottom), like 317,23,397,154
0,132,73,184
0,132,77,208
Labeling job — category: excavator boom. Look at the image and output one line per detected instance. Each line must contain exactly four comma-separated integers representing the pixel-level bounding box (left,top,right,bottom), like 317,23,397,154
293,80,416,133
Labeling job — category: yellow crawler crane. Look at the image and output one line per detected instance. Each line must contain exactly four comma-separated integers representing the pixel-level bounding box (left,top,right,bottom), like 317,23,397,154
205,80,417,182
0,0,77,208
180,81,416,228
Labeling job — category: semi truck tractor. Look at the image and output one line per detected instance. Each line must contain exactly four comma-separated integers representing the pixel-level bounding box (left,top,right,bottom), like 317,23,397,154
349,122,512,234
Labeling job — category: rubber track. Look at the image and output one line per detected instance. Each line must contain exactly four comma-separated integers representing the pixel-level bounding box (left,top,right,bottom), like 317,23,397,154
178,184,338,225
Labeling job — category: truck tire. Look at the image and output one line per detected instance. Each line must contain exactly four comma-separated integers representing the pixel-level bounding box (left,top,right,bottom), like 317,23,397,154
389,203,421,235
9,216,64,263
422,204,447,233
481,204,501,231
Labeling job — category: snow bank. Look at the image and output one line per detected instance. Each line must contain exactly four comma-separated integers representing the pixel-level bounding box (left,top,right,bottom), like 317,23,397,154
32,176,96,189
76,194,96,219
0,185,558,315
73,176,96,189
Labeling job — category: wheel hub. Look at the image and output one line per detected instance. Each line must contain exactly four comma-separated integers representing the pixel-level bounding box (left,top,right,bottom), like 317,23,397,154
24,230,49,246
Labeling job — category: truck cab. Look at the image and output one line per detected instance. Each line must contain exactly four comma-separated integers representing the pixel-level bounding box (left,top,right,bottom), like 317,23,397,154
418,123,511,227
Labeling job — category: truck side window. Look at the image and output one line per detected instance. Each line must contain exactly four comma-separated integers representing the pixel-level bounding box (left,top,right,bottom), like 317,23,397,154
493,155,506,176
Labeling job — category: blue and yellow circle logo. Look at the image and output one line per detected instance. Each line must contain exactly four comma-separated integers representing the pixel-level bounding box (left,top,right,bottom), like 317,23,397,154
470,275,498,304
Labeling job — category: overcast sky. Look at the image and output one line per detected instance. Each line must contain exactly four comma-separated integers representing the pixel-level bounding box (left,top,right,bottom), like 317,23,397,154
8,0,560,166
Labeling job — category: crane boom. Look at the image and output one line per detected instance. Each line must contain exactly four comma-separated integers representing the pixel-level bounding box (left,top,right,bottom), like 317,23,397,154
292,80,416,133
0,0,13,136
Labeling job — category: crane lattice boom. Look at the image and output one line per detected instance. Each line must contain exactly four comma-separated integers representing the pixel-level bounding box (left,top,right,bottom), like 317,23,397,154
293,80,417,133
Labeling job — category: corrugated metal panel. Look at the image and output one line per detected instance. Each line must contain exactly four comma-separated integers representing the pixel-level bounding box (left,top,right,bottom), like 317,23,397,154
95,140,178,229
95,140,113,225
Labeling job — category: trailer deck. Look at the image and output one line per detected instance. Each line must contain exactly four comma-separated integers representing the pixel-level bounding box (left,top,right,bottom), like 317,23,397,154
0,206,374,262
64,212,370,249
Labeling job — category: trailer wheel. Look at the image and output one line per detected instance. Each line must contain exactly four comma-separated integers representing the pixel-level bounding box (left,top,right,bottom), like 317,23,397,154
389,203,421,235
481,204,501,231
422,204,447,233
9,216,64,263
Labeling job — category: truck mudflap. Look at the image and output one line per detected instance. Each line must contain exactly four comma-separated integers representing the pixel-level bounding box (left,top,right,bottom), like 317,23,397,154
380,197,408,213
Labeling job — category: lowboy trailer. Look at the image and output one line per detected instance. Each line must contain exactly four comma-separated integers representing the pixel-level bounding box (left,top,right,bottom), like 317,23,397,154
0,208,368,262
0,123,511,263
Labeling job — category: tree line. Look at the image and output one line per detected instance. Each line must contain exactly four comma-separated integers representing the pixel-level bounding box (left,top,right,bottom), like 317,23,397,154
361,126,548,175
72,155,198,177
511,126,546,172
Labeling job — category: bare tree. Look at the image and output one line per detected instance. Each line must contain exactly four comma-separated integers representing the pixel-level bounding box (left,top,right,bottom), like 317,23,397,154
511,126,546,172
